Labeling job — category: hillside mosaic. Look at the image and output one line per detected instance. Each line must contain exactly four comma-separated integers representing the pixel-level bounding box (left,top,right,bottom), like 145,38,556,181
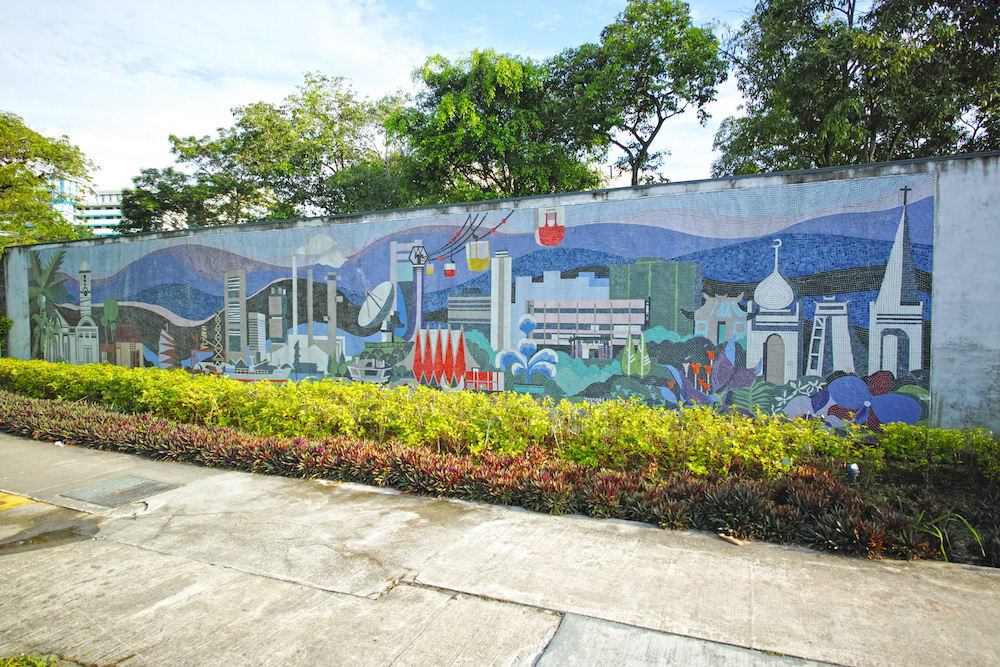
26,174,935,427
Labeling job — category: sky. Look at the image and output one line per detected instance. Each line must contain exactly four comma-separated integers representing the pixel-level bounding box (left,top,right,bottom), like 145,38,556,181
1,0,753,193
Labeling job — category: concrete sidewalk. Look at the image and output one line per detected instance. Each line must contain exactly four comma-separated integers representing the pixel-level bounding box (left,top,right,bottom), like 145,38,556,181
1,432,998,667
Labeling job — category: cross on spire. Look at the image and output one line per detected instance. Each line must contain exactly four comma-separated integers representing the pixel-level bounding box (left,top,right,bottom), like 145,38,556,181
901,185,911,208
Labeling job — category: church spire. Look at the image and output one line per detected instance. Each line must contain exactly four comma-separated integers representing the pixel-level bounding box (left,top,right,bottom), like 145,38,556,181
875,187,920,309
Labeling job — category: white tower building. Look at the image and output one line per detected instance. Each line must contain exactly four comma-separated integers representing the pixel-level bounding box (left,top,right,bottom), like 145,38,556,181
805,297,855,377
490,250,512,351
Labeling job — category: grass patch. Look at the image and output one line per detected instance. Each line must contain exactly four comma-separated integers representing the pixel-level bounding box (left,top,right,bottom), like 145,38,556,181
0,656,59,667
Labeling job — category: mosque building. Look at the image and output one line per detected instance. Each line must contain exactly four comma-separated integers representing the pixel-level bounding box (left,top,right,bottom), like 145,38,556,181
746,240,802,385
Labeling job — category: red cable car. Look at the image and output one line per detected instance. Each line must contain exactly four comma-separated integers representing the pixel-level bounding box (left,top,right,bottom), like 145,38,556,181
535,206,565,246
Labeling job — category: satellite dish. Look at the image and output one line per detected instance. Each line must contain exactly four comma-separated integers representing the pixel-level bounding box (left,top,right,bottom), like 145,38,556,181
357,281,394,328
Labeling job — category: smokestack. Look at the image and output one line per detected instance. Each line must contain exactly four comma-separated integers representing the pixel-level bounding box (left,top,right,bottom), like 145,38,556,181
327,272,338,357
291,254,298,340
307,268,314,347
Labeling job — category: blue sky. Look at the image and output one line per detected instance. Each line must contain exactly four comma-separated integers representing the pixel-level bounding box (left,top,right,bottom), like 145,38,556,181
1,0,752,191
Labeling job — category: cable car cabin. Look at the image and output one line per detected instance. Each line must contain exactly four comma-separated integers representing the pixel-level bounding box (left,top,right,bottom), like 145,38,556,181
466,240,490,271
425,262,435,275
535,206,564,246
444,261,456,277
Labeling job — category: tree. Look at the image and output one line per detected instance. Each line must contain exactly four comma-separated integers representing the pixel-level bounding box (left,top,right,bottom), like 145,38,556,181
871,0,999,153
100,296,119,350
121,73,398,233
0,112,93,248
27,249,67,358
170,73,390,215
711,0,999,176
326,151,424,214
119,167,216,234
388,49,605,203
549,0,728,185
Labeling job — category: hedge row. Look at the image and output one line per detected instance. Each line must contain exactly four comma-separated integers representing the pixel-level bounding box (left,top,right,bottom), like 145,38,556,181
1,389,996,566
0,359,997,482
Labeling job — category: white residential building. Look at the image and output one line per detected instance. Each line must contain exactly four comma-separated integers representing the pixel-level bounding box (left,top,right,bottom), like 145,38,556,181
78,189,124,236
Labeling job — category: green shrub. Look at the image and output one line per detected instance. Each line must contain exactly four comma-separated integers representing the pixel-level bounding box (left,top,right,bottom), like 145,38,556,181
875,422,1000,481
0,316,12,356
0,388,995,567
0,358,995,483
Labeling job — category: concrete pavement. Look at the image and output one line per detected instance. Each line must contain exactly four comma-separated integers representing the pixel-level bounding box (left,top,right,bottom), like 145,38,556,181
2,431,999,666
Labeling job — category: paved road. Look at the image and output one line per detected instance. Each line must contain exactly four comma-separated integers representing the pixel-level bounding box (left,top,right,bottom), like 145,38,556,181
2,432,998,666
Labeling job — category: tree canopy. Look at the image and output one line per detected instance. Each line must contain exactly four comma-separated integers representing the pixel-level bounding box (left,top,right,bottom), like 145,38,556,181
121,73,402,233
548,0,728,185
119,0,997,225
0,111,93,248
712,0,1000,176
388,49,605,203
118,167,216,235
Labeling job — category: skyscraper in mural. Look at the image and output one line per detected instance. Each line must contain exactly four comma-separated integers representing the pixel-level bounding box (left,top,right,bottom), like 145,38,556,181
224,269,247,363
267,287,287,343
490,250,512,351
609,259,701,336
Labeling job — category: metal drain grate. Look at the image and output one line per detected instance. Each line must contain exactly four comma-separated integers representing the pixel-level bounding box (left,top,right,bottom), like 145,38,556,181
61,475,181,508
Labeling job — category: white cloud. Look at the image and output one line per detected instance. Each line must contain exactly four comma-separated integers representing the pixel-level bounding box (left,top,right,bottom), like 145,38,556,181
1,0,426,189
1,0,751,192
317,251,348,268
531,13,564,32
303,234,337,255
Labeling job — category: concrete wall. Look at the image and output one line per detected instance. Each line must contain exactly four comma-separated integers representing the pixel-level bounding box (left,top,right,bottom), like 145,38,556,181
4,152,999,431
928,156,1000,431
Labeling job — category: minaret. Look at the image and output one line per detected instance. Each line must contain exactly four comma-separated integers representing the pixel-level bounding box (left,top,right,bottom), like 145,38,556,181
78,261,92,318
868,187,924,376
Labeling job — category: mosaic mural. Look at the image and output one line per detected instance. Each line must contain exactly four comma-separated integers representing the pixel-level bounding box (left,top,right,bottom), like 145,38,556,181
25,174,935,427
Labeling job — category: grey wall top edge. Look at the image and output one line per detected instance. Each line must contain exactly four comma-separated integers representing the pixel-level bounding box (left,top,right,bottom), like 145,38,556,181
8,150,1000,254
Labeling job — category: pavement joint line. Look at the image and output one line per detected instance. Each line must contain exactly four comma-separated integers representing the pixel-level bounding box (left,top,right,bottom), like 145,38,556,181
89,533,393,600
397,578,848,666
531,623,562,667
398,578,565,617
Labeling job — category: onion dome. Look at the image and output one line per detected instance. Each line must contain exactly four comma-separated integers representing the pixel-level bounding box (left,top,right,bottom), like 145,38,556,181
754,240,795,310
